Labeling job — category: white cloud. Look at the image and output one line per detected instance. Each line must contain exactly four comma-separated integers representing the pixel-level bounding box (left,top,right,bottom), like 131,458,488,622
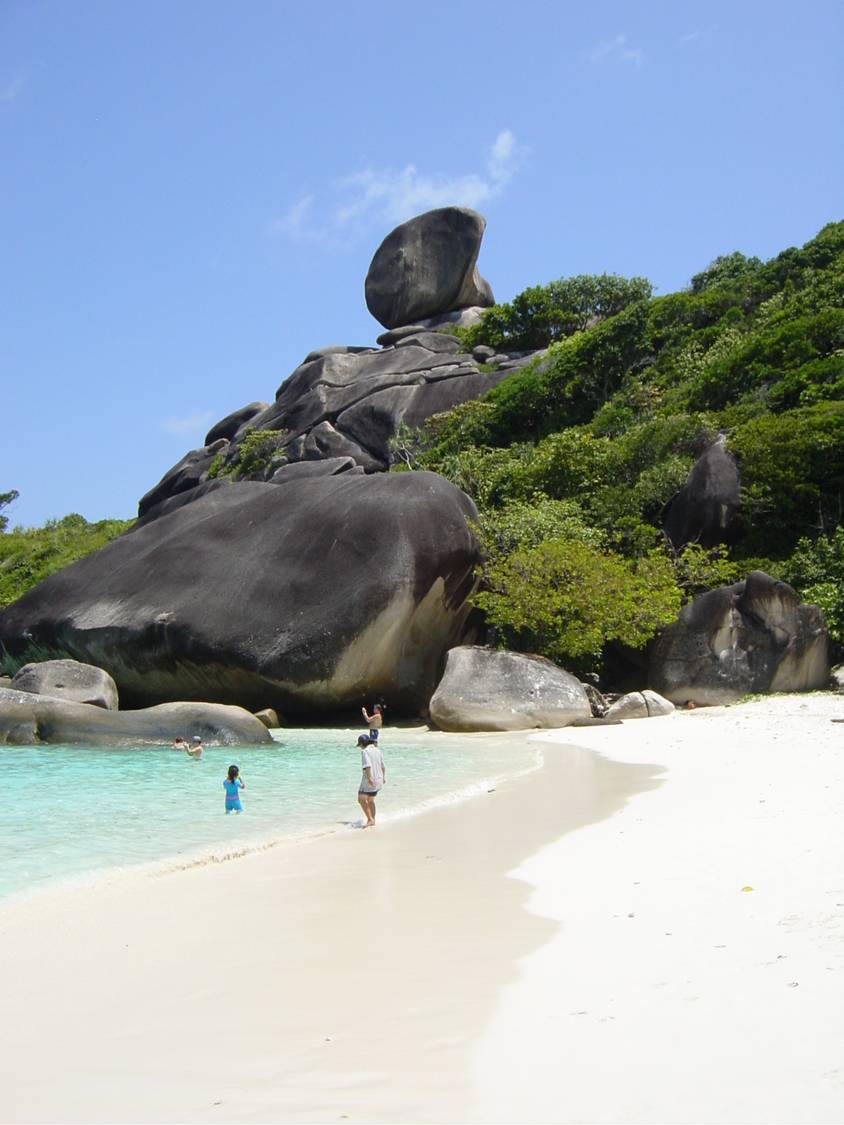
0,76,24,103
586,33,644,68
161,410,214,436
271,130,525,245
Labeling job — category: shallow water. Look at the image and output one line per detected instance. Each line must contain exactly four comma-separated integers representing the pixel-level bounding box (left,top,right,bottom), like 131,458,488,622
0,727,538,901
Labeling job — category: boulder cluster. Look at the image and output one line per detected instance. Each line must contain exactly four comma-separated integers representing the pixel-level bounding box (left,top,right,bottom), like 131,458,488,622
137,208,538,524
0,207,834,742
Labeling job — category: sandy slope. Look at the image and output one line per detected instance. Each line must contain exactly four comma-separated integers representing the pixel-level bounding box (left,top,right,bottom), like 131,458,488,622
0,695,842,1123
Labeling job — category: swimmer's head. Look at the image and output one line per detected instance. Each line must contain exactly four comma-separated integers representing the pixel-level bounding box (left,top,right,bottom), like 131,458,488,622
227,764,239,780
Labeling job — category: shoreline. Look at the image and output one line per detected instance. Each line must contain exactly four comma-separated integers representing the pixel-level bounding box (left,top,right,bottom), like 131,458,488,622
0,726,657,1124
0,726,544,911
1,694,842,1122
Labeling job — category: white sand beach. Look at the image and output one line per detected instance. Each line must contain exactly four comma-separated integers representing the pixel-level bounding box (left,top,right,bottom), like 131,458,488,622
1,694,842,1124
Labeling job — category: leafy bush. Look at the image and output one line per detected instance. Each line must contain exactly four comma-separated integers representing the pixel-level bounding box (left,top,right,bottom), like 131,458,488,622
473,538,681,672
207,428,289,480
728,402,844,556
781,528,844,645
461,274,653,353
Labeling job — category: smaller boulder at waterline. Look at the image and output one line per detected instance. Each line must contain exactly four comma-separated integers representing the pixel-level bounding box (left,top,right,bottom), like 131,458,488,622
12,659,119,711
604,690,675,721
0,688,272,746
429,646,592,732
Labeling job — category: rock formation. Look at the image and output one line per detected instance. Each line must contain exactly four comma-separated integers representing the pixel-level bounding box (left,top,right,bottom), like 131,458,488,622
364,207,494,329
11,659,119,710
662,435,741,550
429,646,592,731
133,208,542,526
0,687,271,746
139,335,540,522
0,473,480,715
649,571,830,705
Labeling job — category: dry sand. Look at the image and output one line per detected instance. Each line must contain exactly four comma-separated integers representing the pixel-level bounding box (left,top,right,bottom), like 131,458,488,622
1,694,842,1123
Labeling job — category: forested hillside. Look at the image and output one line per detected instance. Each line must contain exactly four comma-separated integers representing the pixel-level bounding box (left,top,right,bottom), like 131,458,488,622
404,221,844,672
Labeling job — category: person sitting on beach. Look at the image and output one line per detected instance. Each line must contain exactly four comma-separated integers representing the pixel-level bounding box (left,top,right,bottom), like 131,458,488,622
186,736,203,759
361,702,384,743
356,734,385,828
224,764,245,814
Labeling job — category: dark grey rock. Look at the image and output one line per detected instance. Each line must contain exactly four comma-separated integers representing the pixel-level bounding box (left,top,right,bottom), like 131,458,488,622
1,473,480,717
335,368,511,466
140,330,516,513
12,659,119,710
301,421,383,470
649,571,830,705
663,435,741,550
302,345,376,363
364,207,494,330
267,457,362,484
133,479,233,529
138,439,228,517
205,402,268,446
395,332,462,353
429,646,592,732
375,325,428,346
0,688,271,746
472,345,496,361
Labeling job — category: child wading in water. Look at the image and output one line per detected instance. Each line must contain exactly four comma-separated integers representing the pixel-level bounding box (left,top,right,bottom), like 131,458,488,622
224,765,245,814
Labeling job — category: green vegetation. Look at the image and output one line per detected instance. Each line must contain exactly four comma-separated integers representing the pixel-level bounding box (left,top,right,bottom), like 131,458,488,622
0,491,19,534
207,428,289,480
0,510,134,609
461,273,653,353
404,220,844,670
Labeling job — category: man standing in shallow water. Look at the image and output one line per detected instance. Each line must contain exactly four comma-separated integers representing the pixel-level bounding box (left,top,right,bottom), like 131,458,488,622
356,734,385,827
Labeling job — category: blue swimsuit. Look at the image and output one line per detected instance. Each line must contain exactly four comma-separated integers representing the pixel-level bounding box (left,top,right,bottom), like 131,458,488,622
224,777,244,813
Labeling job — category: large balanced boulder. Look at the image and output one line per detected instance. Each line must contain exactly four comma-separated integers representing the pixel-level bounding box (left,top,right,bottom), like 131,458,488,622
0,472,480,716
662,435,741,550
0,688,272,746
429,646,592,732
364,207,495,330
11,659,119,710
649,571,830,705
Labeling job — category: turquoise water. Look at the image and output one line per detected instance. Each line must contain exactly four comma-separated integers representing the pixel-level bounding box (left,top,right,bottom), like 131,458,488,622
0,728,538,902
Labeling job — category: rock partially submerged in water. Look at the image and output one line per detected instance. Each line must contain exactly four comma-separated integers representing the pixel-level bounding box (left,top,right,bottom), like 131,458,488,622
429,646,592,732
0,688,272,746
11,658,119,711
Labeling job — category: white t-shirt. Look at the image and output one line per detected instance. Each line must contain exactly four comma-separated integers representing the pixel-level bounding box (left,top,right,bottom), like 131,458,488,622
360,744,385,792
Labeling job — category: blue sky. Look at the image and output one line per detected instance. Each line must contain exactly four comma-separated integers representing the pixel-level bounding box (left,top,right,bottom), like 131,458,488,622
1,0,841,527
